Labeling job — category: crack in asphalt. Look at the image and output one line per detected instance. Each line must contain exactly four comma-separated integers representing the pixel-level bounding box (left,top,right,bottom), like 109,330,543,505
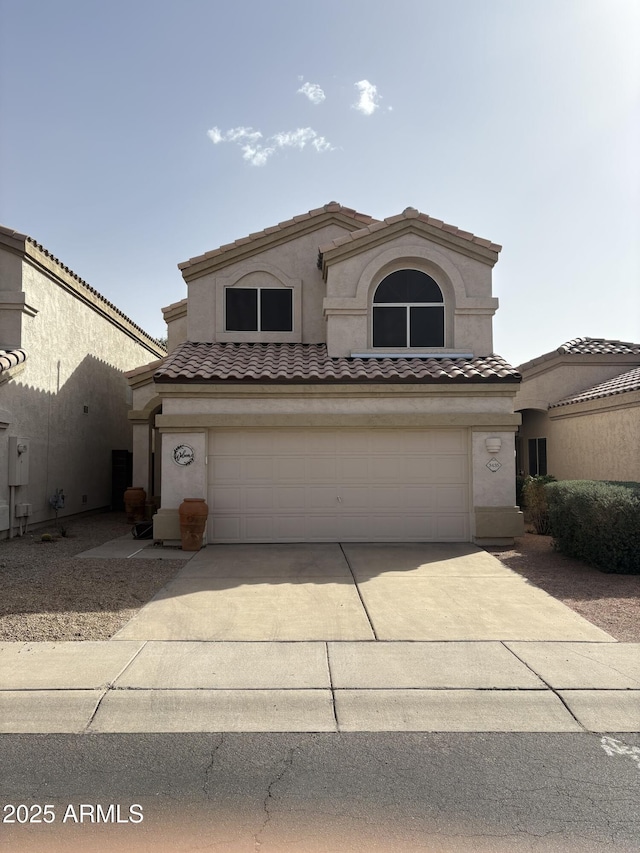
202,732,225,800
253,746,297,851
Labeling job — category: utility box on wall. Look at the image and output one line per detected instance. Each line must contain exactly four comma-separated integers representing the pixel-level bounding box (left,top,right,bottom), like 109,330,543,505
8,437,29,486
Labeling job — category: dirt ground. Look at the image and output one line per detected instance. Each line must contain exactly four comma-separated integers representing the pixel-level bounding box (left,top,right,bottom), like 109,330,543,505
486,534,640,642
0,512,638,642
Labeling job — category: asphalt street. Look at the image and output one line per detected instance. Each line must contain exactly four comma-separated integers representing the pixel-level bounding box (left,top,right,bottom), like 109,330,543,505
1,731,639,852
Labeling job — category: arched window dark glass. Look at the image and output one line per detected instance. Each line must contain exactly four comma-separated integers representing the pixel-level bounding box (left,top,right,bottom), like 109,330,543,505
373,270,444,348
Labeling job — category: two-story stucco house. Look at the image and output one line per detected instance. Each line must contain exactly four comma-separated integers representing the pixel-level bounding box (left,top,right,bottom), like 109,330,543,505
0,225,166,537
129,203,524,546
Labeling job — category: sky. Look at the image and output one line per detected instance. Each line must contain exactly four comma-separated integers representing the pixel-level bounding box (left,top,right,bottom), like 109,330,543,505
1,0,638,366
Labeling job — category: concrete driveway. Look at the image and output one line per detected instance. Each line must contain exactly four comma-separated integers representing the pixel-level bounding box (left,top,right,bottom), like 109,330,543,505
113,542,613,642
5,541,640,734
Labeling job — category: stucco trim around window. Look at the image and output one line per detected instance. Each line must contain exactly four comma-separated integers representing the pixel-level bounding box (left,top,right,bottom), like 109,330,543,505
215,262,302,343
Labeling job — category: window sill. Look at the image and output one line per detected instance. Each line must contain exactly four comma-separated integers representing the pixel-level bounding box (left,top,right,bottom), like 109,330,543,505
351,350,473,359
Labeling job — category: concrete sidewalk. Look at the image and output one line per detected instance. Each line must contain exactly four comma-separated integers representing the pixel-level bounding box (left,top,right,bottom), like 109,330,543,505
1,640,638,733
3,541,638,734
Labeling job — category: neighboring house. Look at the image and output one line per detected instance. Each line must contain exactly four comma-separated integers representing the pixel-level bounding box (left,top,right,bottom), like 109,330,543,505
129,202,524,546
514,338,640,482
0,225,166,537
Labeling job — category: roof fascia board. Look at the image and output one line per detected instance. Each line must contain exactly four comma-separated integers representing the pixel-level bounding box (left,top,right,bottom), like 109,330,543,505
155,382,521,398
156,412,522,429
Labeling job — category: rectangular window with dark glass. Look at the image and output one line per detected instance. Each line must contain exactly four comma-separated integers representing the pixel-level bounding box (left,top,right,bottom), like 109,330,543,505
260,289,292,331
373,306,407,347
225,288,292,332
528,437,547,476
410,306,444,347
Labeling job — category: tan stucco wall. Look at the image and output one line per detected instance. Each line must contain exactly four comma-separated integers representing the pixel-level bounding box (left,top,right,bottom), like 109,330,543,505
162,299,188,353
186,224,351,344
519,397,640,482
515,360,640,410
0,251,165,532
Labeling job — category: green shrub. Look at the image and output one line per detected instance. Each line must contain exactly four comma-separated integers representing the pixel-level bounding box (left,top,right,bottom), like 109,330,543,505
546,480,640,574
522,474,557,535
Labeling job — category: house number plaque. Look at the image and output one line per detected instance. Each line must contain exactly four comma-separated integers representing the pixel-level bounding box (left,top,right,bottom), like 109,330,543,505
486,457,502,473
173,444,195,466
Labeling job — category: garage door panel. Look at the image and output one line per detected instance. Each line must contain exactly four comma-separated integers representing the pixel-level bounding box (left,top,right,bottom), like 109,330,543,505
433,456,468,483
338,432,369,455
211,516,241,541
210,487,241,511
434,430,466,452
309,432,338,454
306,458,337,480
276,457,306,481
376,457,403,480
403,485,437,510
403,514,435,539
208,429,470,543
276,487,306,509
368,487,404,509
436,516,468,540
342,487,373,508
436,486,468,511
307,487,340,509
212,457,241,481
245,487,274,510
245,517,274,540
340,457,370,480
403,456,434,481
243,458,274,480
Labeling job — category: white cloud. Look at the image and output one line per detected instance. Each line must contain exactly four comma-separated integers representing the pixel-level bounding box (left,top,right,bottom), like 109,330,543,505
207,124,334,166
297,81,326,105
207,126,262,145
206,127,223,144
241,144,275,167
272,127,333,151
353,80,381,116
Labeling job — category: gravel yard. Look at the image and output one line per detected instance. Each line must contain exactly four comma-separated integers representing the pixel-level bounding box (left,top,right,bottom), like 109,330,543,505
0,512,638,642
0,512,184,641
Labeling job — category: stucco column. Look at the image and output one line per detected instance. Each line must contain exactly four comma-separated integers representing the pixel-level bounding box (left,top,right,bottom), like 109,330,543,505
131,422,151,494
153,429,207,544
471,429,524,545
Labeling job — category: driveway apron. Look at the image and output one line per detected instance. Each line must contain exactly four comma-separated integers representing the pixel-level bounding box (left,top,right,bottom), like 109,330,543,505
112,542,612,642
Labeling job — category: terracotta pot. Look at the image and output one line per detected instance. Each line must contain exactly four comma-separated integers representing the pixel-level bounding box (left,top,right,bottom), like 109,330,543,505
179,498,209,551
124,487,147,523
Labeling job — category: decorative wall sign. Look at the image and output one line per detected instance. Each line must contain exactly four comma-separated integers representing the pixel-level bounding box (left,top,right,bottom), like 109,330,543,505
486,457,502,473
173,444,195,466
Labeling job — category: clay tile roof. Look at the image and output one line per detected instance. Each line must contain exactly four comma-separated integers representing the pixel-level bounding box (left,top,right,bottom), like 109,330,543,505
318,208,501,256
0,348,27,373
178,202,378,271
518,337,640,371
556,337,640,356
154,342,520,384
550,366,640,408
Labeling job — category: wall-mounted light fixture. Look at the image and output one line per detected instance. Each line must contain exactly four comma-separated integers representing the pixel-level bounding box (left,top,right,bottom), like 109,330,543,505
485,437,502,454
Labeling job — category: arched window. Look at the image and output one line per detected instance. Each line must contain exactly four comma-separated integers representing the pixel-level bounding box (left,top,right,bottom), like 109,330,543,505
373,270,444,348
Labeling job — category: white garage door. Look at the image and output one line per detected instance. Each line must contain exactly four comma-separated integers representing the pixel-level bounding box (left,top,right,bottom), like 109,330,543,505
207,428,470,543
